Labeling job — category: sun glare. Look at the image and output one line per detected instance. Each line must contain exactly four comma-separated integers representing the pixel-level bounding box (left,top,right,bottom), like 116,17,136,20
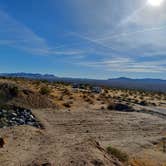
148,0,164,6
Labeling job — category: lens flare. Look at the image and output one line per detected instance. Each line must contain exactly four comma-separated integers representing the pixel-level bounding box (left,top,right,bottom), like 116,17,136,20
148,0,164,6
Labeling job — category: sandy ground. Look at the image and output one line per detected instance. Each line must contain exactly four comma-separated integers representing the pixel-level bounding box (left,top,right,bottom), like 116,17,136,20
0,109,166,166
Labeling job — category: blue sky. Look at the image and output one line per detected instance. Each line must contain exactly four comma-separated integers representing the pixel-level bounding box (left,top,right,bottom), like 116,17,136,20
0,0,166,79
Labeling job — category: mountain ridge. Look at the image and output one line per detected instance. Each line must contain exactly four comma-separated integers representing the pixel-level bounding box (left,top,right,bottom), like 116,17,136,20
0,73,166,92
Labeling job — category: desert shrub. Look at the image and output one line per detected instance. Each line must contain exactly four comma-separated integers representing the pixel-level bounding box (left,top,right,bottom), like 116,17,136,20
101,106,105,110
101,101,105,104
91,159,104,166
59,95,64,101
107,103,115,110
33,80,41,86
9,86,19,96
85,97,94,104
139,100,148,106
0,138,5,148
62,89,71,96
133,99,139,104
63,102,71,108
107,102,133,112
107,146,128,162
140,96,144,100
97,97,101,101
83,95,87,99
151,102,157,106
89,94,95,98
104,89,109,94
69,95,74,100
39,86,51,95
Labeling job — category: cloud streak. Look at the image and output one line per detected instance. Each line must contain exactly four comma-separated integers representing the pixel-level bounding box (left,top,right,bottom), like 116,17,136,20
64,0,166,77
1,0,166,78
0,10,83,56
78,57,166,73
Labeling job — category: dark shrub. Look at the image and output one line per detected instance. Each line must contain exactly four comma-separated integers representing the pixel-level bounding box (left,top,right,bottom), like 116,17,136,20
63,102,71,108
9,86,19,96
107,102,133,112
139,100,148,106
39,86,51,95
0,138,5,148
101,106,105,110
151,102,157,106
91,159,104,166
85,98,94,104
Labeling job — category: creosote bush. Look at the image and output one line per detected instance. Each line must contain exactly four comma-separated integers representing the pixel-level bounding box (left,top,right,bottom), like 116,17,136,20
107,145,128,162
107,102,133,112
139,100,149,106
63,102,71,108
9,86,19,96
39,86,51,95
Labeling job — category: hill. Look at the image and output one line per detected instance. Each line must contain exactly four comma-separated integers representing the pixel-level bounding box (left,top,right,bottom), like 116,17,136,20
1,73,166,92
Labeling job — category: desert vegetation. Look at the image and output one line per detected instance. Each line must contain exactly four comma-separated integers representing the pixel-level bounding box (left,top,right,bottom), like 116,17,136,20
0,76,166,166
107,145,129,163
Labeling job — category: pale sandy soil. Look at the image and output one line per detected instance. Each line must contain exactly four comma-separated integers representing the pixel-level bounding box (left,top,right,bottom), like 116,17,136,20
0,78,166,165
0,109,166,166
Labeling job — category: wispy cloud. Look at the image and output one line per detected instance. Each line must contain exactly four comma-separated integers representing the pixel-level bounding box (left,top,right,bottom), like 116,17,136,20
0,10,83,56
77,57,166,73
67,1,166,52
64,0,166,76
96,25,166,42
1,0,166,77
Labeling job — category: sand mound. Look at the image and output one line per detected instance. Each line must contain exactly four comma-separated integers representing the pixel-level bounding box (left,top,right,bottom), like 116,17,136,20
0,125,124,166
0,82,55,109
57,139,124,166
10,89,54,109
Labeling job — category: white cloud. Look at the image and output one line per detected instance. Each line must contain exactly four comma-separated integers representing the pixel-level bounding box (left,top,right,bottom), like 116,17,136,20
0,10,83,56
77,57,166,73
65,0,166,75
1,0,166,76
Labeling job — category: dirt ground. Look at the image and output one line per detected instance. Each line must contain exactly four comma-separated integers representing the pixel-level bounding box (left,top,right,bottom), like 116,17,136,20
0,78,166,165
0,109,166,166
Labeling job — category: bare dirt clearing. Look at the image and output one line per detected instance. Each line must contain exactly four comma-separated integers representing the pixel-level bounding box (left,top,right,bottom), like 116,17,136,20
0,78,166,165
0,109,166,165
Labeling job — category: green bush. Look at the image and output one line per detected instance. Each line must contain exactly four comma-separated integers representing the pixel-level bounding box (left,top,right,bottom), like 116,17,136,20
39,86,51,95
107,145,128,162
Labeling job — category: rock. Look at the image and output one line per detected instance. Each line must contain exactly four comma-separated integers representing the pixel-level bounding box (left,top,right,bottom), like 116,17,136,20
27,122,35,126
0,107,41,128
30,115,34,119
0,138,5,148
12,113,17,116
19,119,25,124
2,110,7,113
12,117,16,121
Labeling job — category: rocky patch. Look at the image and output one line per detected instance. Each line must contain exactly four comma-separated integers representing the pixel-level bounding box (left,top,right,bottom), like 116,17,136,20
0,108,42,128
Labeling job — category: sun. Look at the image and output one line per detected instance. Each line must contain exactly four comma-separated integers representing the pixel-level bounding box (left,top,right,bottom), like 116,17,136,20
148,0,164,6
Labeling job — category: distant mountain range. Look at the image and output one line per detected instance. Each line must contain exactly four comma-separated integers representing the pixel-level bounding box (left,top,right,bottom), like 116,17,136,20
0,73,58,80
0,73,166,92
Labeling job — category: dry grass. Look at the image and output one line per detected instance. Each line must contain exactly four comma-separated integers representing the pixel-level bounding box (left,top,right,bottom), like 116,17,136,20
107,145,129,162
130,158,166,166
0,76,165,111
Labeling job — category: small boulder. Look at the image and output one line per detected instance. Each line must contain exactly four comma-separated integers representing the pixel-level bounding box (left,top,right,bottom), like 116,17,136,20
0,138,5,148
